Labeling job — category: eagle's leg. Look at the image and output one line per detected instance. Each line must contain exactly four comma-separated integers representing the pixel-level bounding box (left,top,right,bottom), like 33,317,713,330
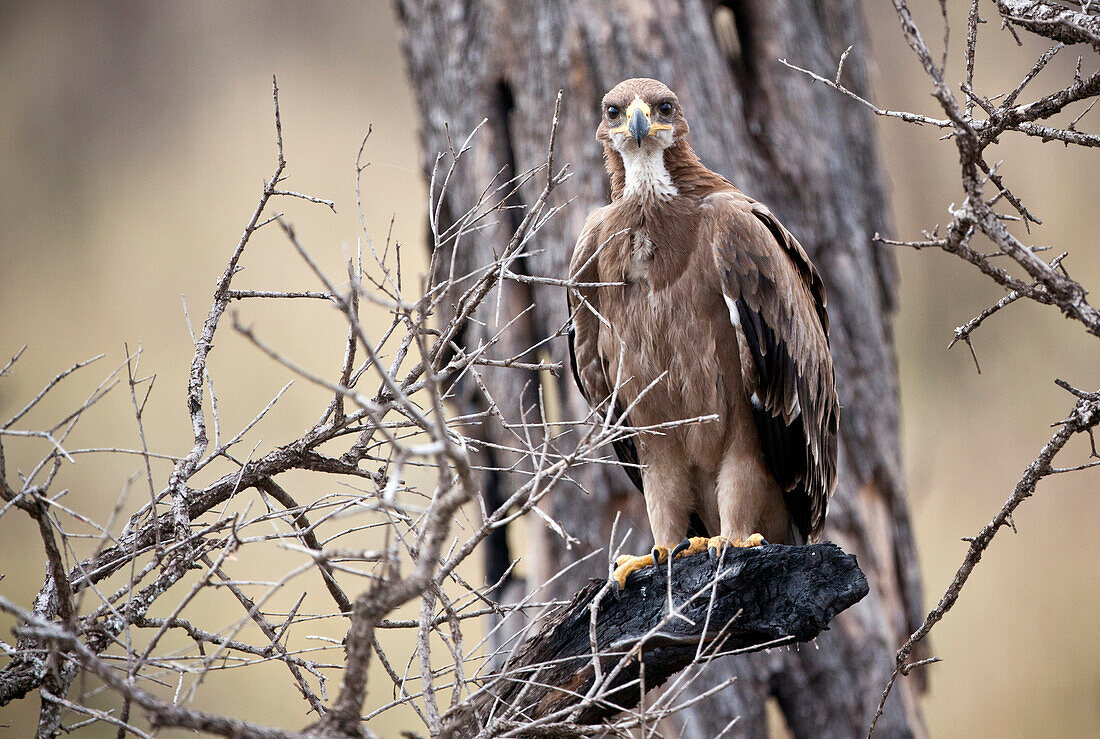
712,440,789,551
612,458,695,588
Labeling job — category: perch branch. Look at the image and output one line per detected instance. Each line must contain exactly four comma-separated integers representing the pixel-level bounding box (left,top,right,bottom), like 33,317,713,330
443,543,867,737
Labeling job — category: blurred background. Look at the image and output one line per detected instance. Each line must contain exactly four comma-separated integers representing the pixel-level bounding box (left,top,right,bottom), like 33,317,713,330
1,1,1097,736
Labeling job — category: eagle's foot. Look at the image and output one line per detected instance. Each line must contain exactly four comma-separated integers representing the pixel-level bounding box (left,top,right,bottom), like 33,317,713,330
671,536,710,558
734,533,768,548
707,533,768,558
612,546,668,589
613,537,715,587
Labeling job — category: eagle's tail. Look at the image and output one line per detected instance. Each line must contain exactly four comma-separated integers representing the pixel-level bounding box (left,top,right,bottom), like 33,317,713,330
686,512,709,539
785,517,808,546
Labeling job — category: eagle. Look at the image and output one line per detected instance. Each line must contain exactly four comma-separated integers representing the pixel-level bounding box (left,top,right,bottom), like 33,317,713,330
567,78,839,588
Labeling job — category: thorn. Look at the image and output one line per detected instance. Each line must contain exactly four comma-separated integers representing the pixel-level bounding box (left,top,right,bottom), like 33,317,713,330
965,337,982,374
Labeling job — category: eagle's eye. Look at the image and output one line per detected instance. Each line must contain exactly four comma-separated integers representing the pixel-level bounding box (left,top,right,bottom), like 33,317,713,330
658,101,674,116
606,105,620,120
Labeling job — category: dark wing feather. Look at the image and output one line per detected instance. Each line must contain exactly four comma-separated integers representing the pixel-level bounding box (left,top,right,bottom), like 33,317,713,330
567,322,643,492
705,193,838,542
736,296,819,541
610,413,644,492
567,208,645,494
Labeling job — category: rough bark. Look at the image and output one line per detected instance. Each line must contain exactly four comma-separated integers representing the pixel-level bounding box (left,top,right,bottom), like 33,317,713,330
395,1,924,735
443,543,868,736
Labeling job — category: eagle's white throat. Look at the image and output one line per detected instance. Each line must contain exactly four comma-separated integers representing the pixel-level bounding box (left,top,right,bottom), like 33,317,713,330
619,144,678,201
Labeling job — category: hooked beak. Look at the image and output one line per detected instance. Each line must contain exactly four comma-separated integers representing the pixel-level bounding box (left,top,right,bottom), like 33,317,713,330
628,105,650,147
608,97,672,147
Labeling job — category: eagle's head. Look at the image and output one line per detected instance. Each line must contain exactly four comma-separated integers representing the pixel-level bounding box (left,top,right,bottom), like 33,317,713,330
597,78,690,200
596,78,688,154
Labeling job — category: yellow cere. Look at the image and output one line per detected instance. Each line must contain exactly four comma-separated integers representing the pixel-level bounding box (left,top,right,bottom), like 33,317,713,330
625,97,651,119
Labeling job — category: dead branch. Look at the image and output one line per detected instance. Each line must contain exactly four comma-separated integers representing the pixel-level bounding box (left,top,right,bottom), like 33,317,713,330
995,0,1100,51
868,383,1100,735
1,74,709,739
780,2,1100,735
442,543,867,738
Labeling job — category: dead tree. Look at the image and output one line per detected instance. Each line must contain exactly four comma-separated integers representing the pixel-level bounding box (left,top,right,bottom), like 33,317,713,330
396,1,924,735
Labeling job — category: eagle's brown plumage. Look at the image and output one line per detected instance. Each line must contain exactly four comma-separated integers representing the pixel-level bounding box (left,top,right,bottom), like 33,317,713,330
568,79,838,579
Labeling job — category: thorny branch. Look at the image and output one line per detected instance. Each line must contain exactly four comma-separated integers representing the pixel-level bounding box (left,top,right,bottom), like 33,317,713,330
783,0,1100,734
11,1,1095,732
0,81,760,738
867,382,1100,735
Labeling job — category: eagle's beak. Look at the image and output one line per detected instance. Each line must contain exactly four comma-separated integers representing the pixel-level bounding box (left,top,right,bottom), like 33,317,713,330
628,104,650,147
608,97,671,145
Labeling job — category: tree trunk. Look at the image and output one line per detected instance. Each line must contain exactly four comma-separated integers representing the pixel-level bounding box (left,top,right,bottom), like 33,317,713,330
395,1,925,735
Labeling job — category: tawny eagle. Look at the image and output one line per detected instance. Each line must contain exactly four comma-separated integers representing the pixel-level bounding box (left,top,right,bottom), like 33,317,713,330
567,78,838,587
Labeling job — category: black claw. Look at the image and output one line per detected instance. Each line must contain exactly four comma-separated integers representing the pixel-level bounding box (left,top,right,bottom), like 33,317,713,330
651,547,660,566
708,545,718,560
671,538,691,558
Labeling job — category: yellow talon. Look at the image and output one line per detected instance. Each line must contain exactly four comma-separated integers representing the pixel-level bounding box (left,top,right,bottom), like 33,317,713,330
612,535,759,588
612,546,669,588
733,533,767,548
707,533,767,558
676,536,710,558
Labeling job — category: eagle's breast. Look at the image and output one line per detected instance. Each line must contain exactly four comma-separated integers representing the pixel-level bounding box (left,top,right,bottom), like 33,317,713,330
626,228,655,283
594,206,741,466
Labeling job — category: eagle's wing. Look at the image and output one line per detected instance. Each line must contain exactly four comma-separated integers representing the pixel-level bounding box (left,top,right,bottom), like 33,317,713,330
702,192,838,541
566,209,644,492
